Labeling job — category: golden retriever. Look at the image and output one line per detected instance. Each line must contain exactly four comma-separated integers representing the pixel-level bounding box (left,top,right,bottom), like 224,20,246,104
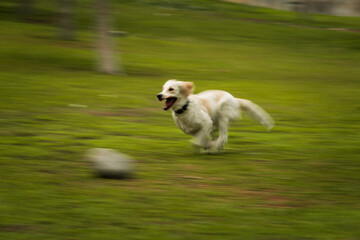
157,79,274,152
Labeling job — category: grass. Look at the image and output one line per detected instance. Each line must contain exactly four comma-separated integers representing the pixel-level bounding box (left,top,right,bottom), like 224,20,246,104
0,0,360,239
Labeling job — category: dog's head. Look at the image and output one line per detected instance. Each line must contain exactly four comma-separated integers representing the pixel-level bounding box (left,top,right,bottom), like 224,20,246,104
157,79,194,110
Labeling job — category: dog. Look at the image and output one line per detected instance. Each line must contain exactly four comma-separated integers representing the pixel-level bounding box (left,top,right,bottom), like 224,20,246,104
157,79,274,152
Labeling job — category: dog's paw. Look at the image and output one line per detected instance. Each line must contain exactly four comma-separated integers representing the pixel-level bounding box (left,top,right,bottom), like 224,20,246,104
190,139,211,149
204,148,223,154
190,139,225,154
190,139,202,149
208,140,225,150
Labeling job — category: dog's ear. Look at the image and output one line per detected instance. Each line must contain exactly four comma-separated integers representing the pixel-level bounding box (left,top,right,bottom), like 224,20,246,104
181,82,194,96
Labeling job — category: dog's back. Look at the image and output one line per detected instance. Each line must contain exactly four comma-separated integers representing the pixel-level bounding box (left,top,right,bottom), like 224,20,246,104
194,90,241,124
195,90,274,130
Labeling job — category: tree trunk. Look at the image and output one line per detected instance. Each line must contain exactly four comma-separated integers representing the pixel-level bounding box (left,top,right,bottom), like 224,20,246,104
58,0,75,40
95,0,122,74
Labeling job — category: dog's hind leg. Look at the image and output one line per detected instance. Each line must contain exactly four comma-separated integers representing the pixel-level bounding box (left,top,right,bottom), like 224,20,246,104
209,98,237,151
213,117,229,150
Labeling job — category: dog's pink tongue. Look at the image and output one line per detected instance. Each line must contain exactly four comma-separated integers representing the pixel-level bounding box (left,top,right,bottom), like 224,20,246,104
163,102,169,110
163,98,174,110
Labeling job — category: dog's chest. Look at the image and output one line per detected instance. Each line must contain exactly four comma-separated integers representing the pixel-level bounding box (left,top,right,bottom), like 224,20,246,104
172,110,208,135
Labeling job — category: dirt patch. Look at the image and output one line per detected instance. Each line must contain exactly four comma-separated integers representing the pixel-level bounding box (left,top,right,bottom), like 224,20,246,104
0,224,39,233
177,179,301,208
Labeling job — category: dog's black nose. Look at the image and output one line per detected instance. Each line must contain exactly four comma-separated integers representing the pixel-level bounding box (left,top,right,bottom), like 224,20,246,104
157,94,163,101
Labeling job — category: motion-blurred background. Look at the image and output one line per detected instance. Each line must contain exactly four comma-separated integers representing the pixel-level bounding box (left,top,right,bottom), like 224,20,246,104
1,0,360,239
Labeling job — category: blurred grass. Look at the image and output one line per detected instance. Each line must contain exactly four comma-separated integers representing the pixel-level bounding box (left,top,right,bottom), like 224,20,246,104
1,0,360,239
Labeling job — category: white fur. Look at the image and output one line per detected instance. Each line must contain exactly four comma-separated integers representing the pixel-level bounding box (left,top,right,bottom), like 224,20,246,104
158,80,274,152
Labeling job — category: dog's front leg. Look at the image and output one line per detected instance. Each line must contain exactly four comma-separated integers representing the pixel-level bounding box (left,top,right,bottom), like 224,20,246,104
191,123,212,149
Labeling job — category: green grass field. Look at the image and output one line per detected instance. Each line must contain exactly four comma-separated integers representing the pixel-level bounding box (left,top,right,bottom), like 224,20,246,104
1,0,360,239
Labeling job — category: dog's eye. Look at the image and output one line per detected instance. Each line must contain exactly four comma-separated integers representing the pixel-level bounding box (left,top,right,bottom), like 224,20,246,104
169,88,174,91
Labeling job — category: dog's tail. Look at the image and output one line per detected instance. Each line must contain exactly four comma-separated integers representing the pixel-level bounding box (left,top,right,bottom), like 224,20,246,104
237,98,274,131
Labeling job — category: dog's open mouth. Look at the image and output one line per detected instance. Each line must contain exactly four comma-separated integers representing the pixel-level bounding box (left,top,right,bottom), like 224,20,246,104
163,97,177,110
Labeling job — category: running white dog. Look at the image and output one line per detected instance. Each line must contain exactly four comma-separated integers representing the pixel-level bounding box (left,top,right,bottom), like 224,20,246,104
157,80,274,152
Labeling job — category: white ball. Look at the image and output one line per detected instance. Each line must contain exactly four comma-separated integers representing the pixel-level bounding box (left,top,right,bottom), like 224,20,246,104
85,148,135,179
